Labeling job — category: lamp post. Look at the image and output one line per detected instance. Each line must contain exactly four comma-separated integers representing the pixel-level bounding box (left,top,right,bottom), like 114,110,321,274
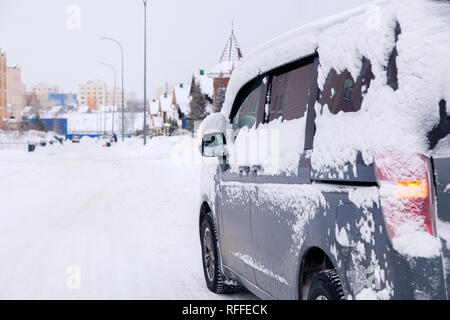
93,79,108,134
101,36,125,141
101,62,117,134
143,0,148,146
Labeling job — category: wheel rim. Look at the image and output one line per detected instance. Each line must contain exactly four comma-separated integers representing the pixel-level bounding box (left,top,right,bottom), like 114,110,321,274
203,227,215,282
315,295,329,300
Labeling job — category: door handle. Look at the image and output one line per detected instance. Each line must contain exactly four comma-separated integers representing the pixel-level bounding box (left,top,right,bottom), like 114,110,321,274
239,166,250,175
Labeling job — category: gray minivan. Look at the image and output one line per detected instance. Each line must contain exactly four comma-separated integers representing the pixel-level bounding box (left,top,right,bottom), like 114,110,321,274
197,0,450,300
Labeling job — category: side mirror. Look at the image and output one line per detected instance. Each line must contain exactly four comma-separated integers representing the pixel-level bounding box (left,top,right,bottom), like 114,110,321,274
202,132,226,158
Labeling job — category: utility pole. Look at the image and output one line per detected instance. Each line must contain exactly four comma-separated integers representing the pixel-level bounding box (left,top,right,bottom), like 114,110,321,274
101,62,117,134
143,0,148,146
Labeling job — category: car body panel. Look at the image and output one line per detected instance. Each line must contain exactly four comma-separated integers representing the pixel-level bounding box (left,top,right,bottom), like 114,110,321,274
217,172,256,284
433,155,450,298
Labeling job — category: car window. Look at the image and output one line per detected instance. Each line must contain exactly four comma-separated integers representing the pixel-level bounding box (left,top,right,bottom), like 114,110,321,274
319,57,374,114
387,49,398,91
232,83,262,135
268,62,314,122
387,22,401,91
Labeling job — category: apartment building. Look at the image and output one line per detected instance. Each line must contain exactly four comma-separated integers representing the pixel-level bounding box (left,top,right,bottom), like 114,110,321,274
77,81,107,110
30,83,59,96
105,88,127,110
7,66,24,120
30,83,60,109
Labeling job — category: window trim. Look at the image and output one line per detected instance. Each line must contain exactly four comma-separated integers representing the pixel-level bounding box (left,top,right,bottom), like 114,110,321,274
229,53,320,150
229,77,263,122
263,54,317,124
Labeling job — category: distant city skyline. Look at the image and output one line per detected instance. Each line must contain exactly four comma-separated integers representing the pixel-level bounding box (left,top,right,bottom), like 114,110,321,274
0,0,373,99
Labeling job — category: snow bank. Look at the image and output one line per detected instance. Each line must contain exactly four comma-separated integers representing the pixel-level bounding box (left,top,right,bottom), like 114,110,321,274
65,112,145,134
80,136,98,145
0,136,256,299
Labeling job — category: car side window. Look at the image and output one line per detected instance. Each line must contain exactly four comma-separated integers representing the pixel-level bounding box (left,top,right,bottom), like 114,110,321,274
268,60,315,122
319,57,374,114
232,82,263,135
387,22,401,91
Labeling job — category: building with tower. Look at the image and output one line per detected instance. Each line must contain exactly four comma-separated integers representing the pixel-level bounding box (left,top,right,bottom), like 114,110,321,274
208,24,243,110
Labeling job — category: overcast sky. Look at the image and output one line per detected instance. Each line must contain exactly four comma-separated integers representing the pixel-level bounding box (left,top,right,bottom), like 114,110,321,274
0,0,373,99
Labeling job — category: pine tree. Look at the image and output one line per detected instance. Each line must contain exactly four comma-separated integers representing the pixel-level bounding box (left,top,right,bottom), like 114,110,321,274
189,80,207,121
214,73,226,113
35,112,46,132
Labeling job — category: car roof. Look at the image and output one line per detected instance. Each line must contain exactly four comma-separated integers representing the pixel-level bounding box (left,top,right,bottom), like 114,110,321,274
220,0,387,120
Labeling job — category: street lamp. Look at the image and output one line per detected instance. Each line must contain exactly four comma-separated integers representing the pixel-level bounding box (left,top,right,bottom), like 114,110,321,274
101,36,125,141
101,62,117,134
143,0,148,146
92,78,108,134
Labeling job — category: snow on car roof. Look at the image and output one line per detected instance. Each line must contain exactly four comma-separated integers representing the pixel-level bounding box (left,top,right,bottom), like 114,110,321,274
220,0,385,120
221,0,450,161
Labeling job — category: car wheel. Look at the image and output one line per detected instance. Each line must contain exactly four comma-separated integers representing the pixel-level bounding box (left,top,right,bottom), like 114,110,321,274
307,269,345,300
201,212,240,294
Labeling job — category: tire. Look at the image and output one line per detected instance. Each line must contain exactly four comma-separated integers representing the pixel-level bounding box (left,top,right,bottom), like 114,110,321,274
201,212,240,294
307,269,345,300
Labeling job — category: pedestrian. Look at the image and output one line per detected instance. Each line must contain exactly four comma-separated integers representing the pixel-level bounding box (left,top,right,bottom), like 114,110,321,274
113,132,118,143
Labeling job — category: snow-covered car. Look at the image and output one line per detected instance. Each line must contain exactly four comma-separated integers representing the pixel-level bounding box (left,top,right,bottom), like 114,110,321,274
27,130,47,146
72,136,81,143
197,0,450,300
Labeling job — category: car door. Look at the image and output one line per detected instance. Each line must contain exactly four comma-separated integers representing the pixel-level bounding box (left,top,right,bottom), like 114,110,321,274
217,78,266,285
248,56,319,298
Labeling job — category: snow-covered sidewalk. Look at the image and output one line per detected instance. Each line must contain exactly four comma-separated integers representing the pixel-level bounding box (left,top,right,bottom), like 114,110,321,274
0,136,253,299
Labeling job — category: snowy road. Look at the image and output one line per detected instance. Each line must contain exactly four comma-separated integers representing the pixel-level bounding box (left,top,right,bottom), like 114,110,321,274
0,137,254,299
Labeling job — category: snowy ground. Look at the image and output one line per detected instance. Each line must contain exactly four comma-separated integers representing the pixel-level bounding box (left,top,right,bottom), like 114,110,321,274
0,136,255,299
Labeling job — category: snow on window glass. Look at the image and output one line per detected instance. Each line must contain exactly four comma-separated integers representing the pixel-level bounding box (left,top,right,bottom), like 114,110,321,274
318,58,374,115
227,60,314,176
227,116,307,176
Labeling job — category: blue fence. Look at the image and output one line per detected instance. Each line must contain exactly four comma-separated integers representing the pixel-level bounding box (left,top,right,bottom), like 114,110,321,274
29,118,68,136
66,133,134,141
